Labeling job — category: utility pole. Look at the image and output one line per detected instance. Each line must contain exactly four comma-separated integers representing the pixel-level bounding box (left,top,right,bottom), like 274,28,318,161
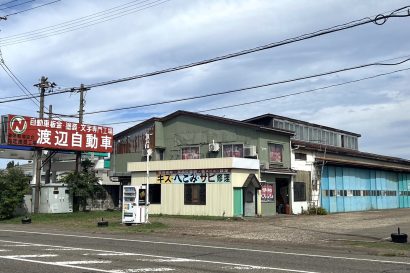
33,76,55,213
44,104,52,184
75,84,85,173
33,76,46,213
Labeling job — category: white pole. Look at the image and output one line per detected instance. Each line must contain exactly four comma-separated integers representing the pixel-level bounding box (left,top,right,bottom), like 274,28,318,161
145,133,151,224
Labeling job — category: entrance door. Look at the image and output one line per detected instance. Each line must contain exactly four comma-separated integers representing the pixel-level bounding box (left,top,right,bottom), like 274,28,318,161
276,179,289,214
233,188,243,217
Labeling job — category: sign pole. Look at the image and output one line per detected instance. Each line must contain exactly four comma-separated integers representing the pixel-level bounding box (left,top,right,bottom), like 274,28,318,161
145,133,152,224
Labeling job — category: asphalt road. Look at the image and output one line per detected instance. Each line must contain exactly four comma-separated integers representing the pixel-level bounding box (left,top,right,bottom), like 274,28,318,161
0,228,409,273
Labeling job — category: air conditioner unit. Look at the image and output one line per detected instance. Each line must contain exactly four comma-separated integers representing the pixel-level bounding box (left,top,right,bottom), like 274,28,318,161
244,145,257,158
208,143,220,152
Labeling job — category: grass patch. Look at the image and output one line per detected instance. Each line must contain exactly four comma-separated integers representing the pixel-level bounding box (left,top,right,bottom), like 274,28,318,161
0,211,167,233
346,241,410,256
152,214,227,221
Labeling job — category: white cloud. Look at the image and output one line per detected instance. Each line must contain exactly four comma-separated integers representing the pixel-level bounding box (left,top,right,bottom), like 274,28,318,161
1,0,410,165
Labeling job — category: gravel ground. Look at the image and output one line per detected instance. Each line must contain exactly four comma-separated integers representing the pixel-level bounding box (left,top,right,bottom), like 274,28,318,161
156,208,410,245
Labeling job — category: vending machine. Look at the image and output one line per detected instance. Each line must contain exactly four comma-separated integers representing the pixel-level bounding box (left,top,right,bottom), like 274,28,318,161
122,185,147,224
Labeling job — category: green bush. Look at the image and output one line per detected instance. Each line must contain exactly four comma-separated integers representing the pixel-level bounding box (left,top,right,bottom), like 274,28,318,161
0,167,30,219
61,159,103,212
307,206,328,215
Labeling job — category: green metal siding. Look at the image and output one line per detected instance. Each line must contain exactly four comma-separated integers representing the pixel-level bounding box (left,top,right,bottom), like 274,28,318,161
112,114,292,174
155,121,165,148
112,152,144,173
161,115,291,167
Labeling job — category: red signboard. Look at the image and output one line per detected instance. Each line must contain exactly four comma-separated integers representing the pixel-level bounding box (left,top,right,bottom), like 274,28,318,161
262,183,275,202
7,114,113,153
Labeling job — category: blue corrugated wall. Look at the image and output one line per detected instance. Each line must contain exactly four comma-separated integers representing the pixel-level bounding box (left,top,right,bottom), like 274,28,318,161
321,165,410,213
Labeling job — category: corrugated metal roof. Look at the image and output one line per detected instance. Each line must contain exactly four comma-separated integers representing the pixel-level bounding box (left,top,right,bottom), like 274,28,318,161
244,113,361,137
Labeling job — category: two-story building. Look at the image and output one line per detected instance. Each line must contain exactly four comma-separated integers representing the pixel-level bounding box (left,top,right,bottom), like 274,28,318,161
245,114,410,213
112,110,295,217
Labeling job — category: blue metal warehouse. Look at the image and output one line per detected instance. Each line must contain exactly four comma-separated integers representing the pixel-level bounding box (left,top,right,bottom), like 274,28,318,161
321,166,410,213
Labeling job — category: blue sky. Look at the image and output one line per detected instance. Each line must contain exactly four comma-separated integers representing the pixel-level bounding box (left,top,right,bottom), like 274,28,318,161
1,0,410,168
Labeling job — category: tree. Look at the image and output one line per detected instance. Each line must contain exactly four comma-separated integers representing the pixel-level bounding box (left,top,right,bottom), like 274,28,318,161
61,159,104,211
6,161,15,169
0,167,30,219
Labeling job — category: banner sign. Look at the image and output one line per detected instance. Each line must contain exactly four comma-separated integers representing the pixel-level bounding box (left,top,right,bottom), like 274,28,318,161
157,169,231,184
7,114,113,153
261,183,275,202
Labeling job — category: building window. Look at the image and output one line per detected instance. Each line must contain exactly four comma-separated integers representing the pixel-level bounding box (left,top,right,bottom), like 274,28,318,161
222,144,243,158
294,152,307,161
184,184,206,205
149,184,161,204
181,146,200,160
269,143,283,163
294,182,306,201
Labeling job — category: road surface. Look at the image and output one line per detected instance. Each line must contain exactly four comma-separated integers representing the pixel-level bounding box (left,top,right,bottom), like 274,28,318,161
0,228,409,273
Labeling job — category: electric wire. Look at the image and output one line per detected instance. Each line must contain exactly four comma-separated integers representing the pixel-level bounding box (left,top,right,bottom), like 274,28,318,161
0,51,62,120
0,56,40,108
82,6,410,90
1,56,409,113
2,0,152,40
100,66,410,126
0,53,406,102
0,5,408,121
1,0,161,39
65,57,410,116
0,0,36,11
4,0,60,17
0,0,20,7
0,0,170,46
0,63,39,108
0,4,408,94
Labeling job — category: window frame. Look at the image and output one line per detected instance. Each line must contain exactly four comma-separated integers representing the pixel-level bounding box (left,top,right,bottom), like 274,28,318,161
294,152,307,161
184,184,206,205
222,143,244,158
293,181,306,202
268,143,283,163
181,146,200,160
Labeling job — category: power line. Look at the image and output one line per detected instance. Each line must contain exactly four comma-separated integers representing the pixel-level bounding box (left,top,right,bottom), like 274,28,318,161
2,0,147,39
83,6,410,90
100,66,410,126
1,55,409,109
0,50,62,120
4,0,60,17
0,49,40,108
0,0,19,7
0,4,408,95
0,6,408,105
2,0,163,39
67,57,410,116
0,0,170,45
198,67,410,114
0,0,36,11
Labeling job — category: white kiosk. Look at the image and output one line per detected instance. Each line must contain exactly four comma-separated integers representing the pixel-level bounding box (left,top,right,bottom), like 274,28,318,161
122,185,147,224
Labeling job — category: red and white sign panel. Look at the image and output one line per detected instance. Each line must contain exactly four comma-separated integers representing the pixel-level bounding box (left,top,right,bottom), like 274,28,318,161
7,114,113,153
261,183,275,202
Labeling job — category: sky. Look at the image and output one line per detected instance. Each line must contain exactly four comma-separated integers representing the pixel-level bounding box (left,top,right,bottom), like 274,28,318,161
0,0,409,168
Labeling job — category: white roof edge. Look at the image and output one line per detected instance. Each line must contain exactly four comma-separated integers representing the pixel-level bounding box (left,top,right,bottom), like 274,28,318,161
128,157,260,172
